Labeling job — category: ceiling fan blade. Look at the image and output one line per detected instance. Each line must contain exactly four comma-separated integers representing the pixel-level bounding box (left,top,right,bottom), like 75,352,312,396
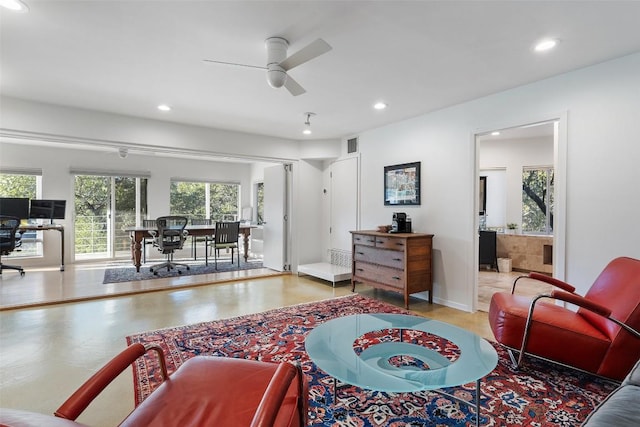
279,38,332,71
202,59,266,70
284,75,306,96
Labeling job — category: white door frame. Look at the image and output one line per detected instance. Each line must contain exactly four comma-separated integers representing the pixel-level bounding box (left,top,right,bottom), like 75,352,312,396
472,111,568,311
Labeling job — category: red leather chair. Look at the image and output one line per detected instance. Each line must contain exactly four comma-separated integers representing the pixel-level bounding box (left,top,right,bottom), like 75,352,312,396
489,256,640,381
0,344,307,427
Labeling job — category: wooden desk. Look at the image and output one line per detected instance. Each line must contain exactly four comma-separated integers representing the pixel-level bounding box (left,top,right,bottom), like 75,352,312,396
126,224,254,272
19,223,65,271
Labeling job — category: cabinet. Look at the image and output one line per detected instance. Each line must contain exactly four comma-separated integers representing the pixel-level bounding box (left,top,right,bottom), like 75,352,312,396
479,230,498,271
351,230,434,308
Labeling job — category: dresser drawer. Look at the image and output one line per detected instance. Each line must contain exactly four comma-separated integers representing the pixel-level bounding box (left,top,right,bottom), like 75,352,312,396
374,236,406,251
354,245,404,269
353,261,405,289
352,233,376,247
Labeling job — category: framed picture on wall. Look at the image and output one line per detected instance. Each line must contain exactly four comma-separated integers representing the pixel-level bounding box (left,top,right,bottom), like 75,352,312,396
479,176,487,215
384,162,421,205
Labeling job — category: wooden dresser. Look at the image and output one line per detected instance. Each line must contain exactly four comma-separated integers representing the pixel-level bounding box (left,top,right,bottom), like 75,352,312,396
351,230,434,308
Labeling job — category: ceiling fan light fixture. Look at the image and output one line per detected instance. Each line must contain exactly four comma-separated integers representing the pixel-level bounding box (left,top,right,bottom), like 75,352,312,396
0,0,29,12
303,129,312,135
204,37,330,97
266,66,287,88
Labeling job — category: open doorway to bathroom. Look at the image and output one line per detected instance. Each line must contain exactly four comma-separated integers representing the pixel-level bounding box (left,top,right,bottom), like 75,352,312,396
475,120,564,312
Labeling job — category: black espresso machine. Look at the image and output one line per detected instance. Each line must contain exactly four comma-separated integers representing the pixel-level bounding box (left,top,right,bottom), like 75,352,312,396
390,212,411,233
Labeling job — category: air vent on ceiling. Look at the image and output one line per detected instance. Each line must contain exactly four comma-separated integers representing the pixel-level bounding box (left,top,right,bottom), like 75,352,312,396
347,137,358,153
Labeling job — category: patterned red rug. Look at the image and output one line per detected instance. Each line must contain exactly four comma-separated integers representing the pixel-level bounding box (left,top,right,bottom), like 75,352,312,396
126,294,616,426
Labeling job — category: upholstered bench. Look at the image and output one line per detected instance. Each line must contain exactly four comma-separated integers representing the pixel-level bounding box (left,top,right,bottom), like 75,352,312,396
582,359,640,426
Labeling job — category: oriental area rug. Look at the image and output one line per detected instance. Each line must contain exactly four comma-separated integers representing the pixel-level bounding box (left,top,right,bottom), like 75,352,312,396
126,294,616,426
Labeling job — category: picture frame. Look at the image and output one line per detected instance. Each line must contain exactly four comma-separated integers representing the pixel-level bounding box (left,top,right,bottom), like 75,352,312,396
479,176,487,215
384,162,421,206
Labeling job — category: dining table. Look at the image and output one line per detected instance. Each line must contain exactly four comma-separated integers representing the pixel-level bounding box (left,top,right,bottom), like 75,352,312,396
125,223,254,272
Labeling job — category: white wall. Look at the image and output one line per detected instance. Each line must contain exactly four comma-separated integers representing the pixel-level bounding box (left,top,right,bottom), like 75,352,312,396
480,136,554,229
299,139,342,160
354,53,640,309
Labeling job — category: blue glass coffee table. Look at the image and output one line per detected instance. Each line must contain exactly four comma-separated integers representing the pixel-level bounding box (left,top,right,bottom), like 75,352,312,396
305,313,498,426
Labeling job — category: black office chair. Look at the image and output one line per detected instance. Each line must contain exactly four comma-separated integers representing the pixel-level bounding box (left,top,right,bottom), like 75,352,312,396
141,219,157,263
148,216,190,275
0,215,25,276
190,218,212,260
206,221,240,269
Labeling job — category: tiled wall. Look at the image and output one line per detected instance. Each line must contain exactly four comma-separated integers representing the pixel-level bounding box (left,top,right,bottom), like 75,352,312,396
496,234,553,274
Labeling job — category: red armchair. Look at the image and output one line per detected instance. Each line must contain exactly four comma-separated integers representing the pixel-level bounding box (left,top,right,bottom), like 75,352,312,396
0,344,307,427
489,256,640,381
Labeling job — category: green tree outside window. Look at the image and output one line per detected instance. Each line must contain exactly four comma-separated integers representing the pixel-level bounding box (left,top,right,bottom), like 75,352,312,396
522,167,554,234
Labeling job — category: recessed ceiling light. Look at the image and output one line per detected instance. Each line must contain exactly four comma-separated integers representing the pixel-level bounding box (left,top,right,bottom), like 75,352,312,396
534,38,559,52
302,129,312,135
491,131,500,136
157,104,171,111
0,0,29,12
373,102,387,110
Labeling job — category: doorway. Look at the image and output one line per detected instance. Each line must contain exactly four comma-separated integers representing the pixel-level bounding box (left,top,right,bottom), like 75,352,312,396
475,118,566,311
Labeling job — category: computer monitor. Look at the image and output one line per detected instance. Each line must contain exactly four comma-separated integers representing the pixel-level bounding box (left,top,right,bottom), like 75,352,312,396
51,200,66,220
29,199,67,220
0,198,30,219
29,199,54,219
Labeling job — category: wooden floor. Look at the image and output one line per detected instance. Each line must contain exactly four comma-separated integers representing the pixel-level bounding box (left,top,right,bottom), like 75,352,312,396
477,268,552,312
0,261,284,310
0,262,548,426
1,260,548,312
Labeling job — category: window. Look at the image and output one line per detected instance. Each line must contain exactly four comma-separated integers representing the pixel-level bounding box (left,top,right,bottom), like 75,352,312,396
74,174,148,259
0,171,42,257
170,181,206,220
170,180,239,221
522,167,554,235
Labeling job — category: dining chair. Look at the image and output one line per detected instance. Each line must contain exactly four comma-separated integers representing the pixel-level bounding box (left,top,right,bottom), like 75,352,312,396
206,221,240,269
141,219,156,263
190,218,212,260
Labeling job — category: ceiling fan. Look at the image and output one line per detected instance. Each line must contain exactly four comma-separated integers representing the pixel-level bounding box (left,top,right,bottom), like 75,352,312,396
203,37,332,96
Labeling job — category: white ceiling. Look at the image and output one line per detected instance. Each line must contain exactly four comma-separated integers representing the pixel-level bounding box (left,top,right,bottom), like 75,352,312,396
2,1,640,142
